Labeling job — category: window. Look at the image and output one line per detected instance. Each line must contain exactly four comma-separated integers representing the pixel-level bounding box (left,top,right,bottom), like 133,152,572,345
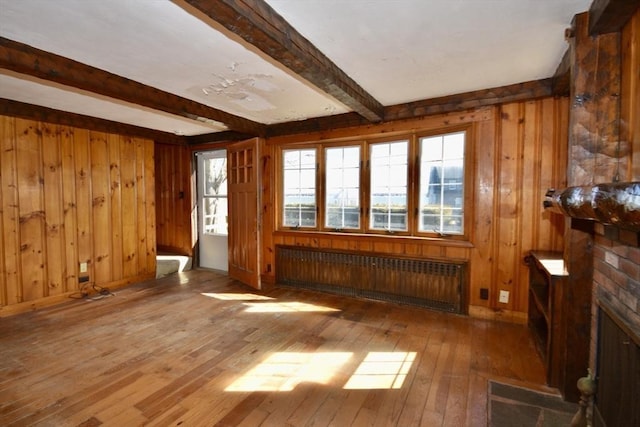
369,140,408,232
282,149,316,228
419,131,465,235
278,128,468,238
325,146,360,229
202,152,228,235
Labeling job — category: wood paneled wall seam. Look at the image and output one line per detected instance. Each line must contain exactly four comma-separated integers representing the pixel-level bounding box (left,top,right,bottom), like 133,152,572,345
0,116,156,315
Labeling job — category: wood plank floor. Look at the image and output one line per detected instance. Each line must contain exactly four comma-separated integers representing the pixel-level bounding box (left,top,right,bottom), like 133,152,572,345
0,269,554,426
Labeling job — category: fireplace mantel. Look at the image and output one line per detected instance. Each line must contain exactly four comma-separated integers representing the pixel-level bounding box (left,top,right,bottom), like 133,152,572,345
544,182,640,232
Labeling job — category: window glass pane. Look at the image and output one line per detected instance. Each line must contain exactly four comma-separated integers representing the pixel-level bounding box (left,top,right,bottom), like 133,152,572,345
203,197,228,235
203,156,228,235
204,157,227,197
325,146,360,229
283,149,316,227
419,132,465,235
370,140,408,231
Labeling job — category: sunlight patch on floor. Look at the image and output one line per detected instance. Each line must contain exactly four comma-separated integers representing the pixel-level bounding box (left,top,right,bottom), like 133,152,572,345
225,352,353,392
242,301,340,313
201,292,274,301
343,351,416,390
225,351,417,392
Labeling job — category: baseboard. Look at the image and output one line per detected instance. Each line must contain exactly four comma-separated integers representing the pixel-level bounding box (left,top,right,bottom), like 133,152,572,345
0,272,155,317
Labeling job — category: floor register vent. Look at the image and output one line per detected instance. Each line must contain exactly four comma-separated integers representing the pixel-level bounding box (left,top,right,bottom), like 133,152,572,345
275,245,466,314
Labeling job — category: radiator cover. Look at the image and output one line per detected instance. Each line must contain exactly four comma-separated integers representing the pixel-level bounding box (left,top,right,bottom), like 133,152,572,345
275,245,466,314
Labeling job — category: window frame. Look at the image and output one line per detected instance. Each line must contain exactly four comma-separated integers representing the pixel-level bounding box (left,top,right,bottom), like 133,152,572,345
278,145,320,230
200,150,229,236
365,136,412,236
414,126,472,240
322,143,364,232
276,125,473,241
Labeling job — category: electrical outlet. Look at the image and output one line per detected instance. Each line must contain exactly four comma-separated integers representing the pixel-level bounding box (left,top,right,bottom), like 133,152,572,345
80,262,88,273
499,290,510,304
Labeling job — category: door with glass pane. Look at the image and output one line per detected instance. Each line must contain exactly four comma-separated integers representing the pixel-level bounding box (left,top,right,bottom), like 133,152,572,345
197,150,228,271
227,138,260,289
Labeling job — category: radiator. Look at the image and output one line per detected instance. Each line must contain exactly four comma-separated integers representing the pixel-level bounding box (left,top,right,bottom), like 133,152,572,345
275,245,466,313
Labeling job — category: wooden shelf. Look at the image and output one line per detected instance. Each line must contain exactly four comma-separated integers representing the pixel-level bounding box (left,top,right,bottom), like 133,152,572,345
527,251,569,392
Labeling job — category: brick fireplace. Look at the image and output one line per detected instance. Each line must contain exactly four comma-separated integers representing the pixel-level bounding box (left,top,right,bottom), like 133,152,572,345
544,183,640,424
591,223,640,426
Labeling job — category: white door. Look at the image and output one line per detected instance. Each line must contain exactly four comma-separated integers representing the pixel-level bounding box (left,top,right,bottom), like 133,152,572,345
197,150,228,271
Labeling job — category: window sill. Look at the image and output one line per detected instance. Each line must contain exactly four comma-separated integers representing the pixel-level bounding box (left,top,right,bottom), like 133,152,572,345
273,229,474,248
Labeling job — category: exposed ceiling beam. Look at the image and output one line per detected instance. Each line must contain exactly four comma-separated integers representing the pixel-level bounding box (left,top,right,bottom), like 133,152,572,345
384,79,554,121
589,0,640,35
551,48,571,96
0,37,266,136
186,131,255,145
180,0,385,123
264,79,557,138
0,98,187,144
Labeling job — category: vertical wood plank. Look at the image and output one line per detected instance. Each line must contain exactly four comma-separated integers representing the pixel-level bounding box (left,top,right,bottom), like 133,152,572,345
145,140,157,275
15,118,46,302
517,101,541,312
109,134,124,282
90,131,112,285
41,122,65,296
60,125,79,291
495,103,523,311
470,117,496,307
0,117,5,306
0,116,20,305
121,136,137,278
136,138,147,273
75,128,94,286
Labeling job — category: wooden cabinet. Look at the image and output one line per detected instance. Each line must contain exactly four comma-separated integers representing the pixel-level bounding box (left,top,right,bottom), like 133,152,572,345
527,251,572,396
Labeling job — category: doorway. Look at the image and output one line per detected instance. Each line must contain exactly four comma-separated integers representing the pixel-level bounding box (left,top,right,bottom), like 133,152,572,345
196,149,228,271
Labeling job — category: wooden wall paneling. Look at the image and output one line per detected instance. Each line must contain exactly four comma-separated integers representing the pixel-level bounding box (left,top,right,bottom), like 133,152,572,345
155,143,192,256
121,136,137,278
542,97,568,251
144,140,156,274
518,100,543,312
404,242,421,256
16,118,45,302
444,246,468,261
154,145,165,249
90,131,112,285
260,140,274,280
0,115,157,313
495,103,523,312
421,244,444,259
60,125,79,291
135,138,147,274
74,128,94,284
0,116,20,306
109,133,124,282
178,145,192,254
171,146,182,252
41,122,65,296
469,116,497,307
623,11,640,180
0,117,5,306
266,98,567,319
358,239,373,252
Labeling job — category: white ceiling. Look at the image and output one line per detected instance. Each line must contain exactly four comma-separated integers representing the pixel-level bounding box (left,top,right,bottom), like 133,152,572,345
0,0,592,137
